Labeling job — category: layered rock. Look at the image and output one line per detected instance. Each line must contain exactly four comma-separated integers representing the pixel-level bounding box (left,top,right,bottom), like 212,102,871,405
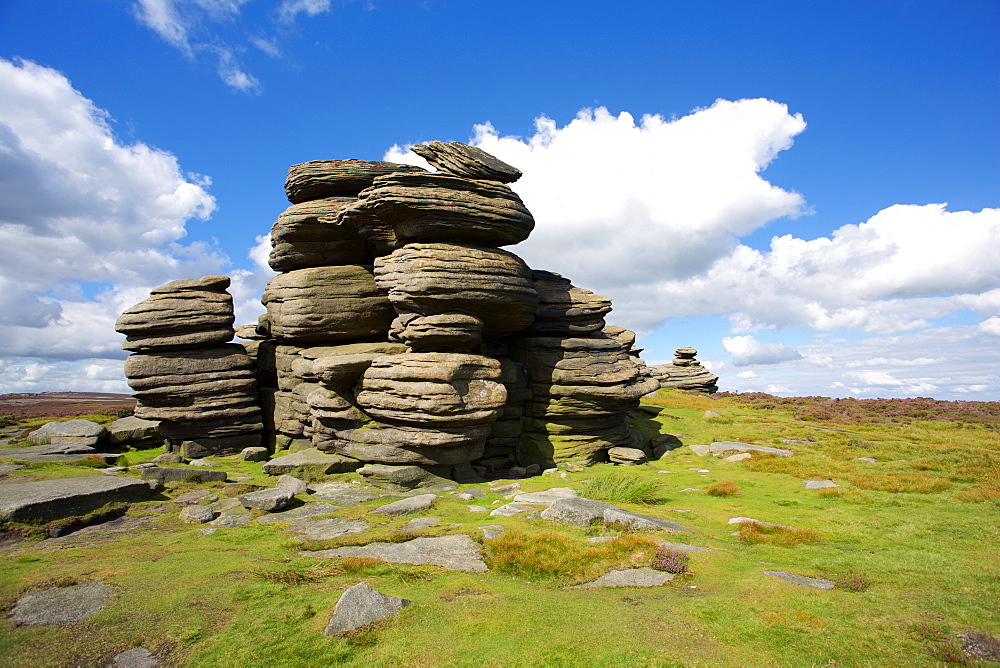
527,270,611,335
268,197,371,271
116,277,262,457
409,141,522,183
649,347,719,394
284,160,425,203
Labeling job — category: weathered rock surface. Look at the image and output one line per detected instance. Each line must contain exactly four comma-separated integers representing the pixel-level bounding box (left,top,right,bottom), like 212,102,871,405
373,493,437,516
306,534,488,572
240,488,294,511
116,276,235,352
285,159,425,203
648,347,719,394
268,197,371,271
0,477,150,522
286,517,369,541
255,501,340,524
689,442,794,458
357,172,534,246
323,582,410,636
262,266,394,343
107,417,162,448
539,497,616,527
139,466,227,484
112,647,159,668
374,243,538,340
262,448,361,478
608,447,648,465
356,464,453,492
527,271,611,335
308,482,382,506
603,508,685,532
565,568,674,589
409,141,522,183
763,570,835,590
11,581,111,625
27,420,107,447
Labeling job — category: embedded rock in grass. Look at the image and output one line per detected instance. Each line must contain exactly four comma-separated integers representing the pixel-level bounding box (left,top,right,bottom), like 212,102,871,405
323,582,411,636
308,482,382,506
286,517,369,541
511,487,578,505
112,647,159,668
724,453,752,462
305,534,488,572
489,502,535,517
564,568,674,589
171,490,219,505
656,541,709,553
608,447,648,465
805,480,839,489
728,517,795,529
539,497,617,527
140,467,227,485
239,488,294,511
107,416,162,449
285,159,425,203
11,581,111,625
357,464,454,492
262,448,361,479
276,475,308,495
0,477,150,523
373,493,437,516
255,501,340,524
27,419,107,448
689,442,793,458
763,571,835,590
603,508,687,532
179,505,217,523
240,446,270,461
402,517,442,531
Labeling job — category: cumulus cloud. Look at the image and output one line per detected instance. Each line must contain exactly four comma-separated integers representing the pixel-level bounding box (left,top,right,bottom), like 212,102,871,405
278,0,331,21
722,335,803,366
0,58,230,388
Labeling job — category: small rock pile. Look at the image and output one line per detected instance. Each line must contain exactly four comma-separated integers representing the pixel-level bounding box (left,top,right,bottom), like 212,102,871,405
648,347,719,394
115,276,263,457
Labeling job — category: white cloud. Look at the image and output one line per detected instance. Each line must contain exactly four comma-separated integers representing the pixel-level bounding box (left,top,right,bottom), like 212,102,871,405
278,0,332,21
722,335,802,366
979,316,1000,336
736,370,758,379
0,58,229,389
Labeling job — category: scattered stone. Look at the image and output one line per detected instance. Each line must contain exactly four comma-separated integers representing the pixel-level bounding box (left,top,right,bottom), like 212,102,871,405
656,541,709,553
689,442,793,457
540,497,616,527
480,525,505,540
100,467,126,475
781,439,814,445
608,447,648,465
11,581,110,625
323,582,411,636
240,447,270,461
308,482,382,506
402,517,441,531
467,505,488,513
287,517,369,541
263,448,361,479
679,488,704,493
198,528,218,535
857,457,877,463
0,443,119,464
728,517,795,529
171,490,219,505
542,468,559,475
489,482,521,495
804,480,839,489
0,464,24,475
151,453,183,464
112,647,158,668
724,453,751,462
373,494,436,516
958,630,1000,662
509,466,527,477
256,501,340,524
603,508,686,532
179,505,217,523
357,464,453,492
107,417,162,449
453,493,475,501
512,487,578,505
489,502,535,517
703,410,721,418
277,475,308,495
565,568,674,589
0,477,150,523
27,419,107,447
140,466,227,484
239,488,294,511
187,458,220,467
307,534,488,572
208,508,252,528
763,570,834,590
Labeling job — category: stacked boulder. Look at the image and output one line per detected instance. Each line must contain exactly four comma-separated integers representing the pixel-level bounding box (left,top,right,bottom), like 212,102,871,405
115,276,262,457
648,347,719,394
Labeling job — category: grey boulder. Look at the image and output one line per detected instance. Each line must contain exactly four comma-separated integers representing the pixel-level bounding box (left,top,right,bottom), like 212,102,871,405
11,581,110,625
323,582,410,636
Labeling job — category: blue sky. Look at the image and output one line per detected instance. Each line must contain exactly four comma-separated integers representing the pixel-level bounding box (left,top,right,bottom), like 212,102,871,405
0,0,997,399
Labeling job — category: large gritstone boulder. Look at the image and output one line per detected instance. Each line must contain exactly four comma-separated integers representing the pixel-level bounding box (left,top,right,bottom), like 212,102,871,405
115,275,235,352
409,141,522,183
268,197,371,271
262,266,394,343
284,159,425,203
374,243,538,343
513,334,659,466
527,270,612,335
648,347,719,394
355,172,534,247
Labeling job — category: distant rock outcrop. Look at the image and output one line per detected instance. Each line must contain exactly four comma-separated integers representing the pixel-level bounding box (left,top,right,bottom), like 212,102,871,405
648,347,719,394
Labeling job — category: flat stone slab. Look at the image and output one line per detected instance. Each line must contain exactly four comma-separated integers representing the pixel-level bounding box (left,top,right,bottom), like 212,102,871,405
657,541,709,553
140,467,227,484
0,476,150,522
172,490,219,505
256,502,340,524
688,441,794,457
565,567,674,589
512,487,578,504
11,581,110,624
28,419,106,447
763,570,834,590
805,480,839,489
262,448,361,479
857,457,877,463
309,482,383,506
728,516,794,529
489,502,535,517
373,494,436,516
480,525,505,540
208,509,251,528
112,647,158,667
287,517,369,541
603,508,687,532
540,497,617,527
402,517,441,531
324,582,410,636
240,488,294,511
305,534,488,572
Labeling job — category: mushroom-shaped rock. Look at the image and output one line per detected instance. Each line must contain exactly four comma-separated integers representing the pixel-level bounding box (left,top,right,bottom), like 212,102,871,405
284,159,425,203
409,141,522,183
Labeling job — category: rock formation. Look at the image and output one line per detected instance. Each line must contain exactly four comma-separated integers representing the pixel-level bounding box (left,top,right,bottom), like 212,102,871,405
117,142,660,475
648,347,719,394
115,276,263,457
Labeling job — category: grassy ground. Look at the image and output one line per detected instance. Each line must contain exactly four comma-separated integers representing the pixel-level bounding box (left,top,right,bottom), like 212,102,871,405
1,389,998,666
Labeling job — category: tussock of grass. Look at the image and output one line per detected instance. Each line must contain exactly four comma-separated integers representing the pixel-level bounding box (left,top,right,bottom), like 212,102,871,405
849,472,952,493
736,523,822,546
485,529,659,583
706,480,740,497
582,470,662,504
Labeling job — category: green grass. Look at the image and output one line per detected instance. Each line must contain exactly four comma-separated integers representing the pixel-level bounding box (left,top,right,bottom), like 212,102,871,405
581,469,664,503
1,389,998,665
